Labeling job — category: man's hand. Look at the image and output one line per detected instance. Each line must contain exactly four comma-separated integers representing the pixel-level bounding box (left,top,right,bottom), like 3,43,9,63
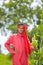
31,46,34,50
10,44,19,54
14,50,19,53
12,50,19,54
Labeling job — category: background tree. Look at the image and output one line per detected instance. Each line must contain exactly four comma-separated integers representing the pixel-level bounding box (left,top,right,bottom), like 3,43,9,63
0,0,43,65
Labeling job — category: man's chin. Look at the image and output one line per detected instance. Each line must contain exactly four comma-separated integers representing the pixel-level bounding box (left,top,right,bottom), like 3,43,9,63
18,32,23,34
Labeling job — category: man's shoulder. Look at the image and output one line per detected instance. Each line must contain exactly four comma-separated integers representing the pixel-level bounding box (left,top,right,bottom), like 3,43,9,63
10,33,17,37
13,33,17,36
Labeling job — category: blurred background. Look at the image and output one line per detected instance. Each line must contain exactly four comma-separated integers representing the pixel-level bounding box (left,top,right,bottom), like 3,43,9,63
0,0,43,65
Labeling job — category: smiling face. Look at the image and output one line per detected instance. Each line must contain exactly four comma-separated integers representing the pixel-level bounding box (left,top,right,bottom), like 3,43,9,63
18,25,24,34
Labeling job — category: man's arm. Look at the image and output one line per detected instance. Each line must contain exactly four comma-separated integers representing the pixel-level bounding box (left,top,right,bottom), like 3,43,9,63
4,35,15,54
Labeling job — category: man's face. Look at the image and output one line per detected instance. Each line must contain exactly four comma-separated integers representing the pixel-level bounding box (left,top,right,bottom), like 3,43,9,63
18,25,24,34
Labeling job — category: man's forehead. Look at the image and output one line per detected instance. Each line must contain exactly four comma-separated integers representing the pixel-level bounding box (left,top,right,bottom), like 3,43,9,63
18,25,24,28
18,24,24,27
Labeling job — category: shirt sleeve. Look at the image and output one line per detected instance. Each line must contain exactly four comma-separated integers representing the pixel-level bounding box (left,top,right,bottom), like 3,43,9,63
4,35,15,54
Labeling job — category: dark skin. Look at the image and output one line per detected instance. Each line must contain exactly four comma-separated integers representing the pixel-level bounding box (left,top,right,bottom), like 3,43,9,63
17,25,24,34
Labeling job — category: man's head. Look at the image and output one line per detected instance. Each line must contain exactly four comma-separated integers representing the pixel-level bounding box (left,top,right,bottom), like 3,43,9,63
17,23,27,34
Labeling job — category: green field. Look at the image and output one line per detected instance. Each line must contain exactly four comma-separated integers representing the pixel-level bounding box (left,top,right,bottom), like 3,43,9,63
0,54,29,65
0,54,12,65
0,54,42,65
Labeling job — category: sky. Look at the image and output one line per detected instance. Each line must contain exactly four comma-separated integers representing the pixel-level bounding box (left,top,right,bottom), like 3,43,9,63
0,0,42,54
0,31,12,54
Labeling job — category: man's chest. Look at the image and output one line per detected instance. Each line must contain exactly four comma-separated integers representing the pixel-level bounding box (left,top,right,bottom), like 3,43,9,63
12,35,25,50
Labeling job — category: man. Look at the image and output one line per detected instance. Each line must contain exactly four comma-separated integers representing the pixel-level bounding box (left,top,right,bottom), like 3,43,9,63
4,23,34,65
